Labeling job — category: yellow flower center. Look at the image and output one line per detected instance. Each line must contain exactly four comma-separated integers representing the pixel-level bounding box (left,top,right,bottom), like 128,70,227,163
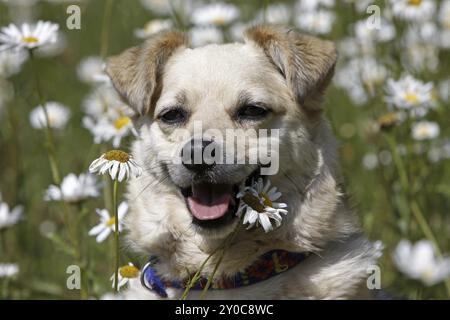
212,17,226,26
22,36,39,44
119,265,139,278
114,116,131,130
106,216,116,227
404,93,419,104
408,0,422,6
104,150,130,163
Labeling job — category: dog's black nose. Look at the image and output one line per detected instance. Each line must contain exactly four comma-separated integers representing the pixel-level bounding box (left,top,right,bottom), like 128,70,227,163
181,139,216,172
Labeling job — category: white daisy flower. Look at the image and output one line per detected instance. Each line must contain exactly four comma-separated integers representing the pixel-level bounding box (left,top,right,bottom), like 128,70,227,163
89,150,142,182
389,0,436,22
0,49,28,78
134,19,173,39
0,20,59,51
0,201,23,229
393,240,450,286
29,101,71,129
44,173,101,203
110,262,140,290
76,56,110,85
191,2,239,27
385,75,434,117
88,202,128,243
236,178,288,233
295,10,335,35
411,121,440,141
190,26,223,47
83,115,136,148
0,263,19,278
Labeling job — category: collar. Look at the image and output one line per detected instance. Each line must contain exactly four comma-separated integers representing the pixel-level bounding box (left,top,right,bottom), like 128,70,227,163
141,250,311,298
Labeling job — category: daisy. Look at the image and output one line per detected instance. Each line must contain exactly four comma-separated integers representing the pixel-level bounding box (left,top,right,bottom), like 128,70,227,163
393,240,450,286
29,101,71,129
0,263,19,278
236,178,288,233
190,27,223,47
0,201,23,229
76,56,110,85
110,262,140,290
44,173,101,203
191,3,239,27
134,19,173,39
88,202,128,243
89,150,142,182
389,0,436,22
295,10,335,35
411,121,440,141
354,19,396,43
0,20,59,51
385,75,434,117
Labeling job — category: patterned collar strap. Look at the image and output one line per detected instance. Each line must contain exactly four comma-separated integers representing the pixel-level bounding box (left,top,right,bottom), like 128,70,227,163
141,250,311,298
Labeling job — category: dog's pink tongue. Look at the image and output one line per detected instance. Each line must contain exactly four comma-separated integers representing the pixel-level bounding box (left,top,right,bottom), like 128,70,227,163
187,184,232,220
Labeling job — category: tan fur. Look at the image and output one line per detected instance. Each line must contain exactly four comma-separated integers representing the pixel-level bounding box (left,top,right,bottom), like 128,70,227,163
106,25,382,300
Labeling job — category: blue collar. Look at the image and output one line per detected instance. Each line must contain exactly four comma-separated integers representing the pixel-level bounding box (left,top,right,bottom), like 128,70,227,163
141,250,311,298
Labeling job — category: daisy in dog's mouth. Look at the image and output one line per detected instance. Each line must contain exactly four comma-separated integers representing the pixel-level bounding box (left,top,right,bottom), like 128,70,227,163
180,170,288,232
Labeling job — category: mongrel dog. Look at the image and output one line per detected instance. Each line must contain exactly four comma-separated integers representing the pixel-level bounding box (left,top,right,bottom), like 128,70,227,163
105,25,382,299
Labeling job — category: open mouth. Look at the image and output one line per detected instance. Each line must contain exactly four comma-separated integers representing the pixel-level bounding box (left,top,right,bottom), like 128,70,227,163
180,169,261,229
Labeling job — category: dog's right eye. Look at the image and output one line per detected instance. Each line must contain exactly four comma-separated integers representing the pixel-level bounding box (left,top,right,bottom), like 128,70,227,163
159,107,187,124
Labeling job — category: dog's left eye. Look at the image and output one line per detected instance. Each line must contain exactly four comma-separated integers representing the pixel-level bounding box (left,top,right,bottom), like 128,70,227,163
236,105,270,120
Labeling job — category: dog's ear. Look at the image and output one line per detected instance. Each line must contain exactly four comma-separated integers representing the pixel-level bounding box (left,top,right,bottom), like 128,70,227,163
244,25,337,114
105,30,188,116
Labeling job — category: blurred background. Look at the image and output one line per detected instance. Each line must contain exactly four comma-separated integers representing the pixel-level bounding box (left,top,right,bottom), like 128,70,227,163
0,0,449,299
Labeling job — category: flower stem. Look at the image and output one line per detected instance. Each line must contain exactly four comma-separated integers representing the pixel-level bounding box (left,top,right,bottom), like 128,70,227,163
29,49,61,184
113,179,119,293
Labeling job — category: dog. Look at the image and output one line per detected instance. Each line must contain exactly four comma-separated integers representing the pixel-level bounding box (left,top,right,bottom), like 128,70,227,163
105,25,382,299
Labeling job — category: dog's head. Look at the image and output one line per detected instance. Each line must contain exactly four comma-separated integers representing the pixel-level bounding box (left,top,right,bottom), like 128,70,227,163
106,26,342,253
